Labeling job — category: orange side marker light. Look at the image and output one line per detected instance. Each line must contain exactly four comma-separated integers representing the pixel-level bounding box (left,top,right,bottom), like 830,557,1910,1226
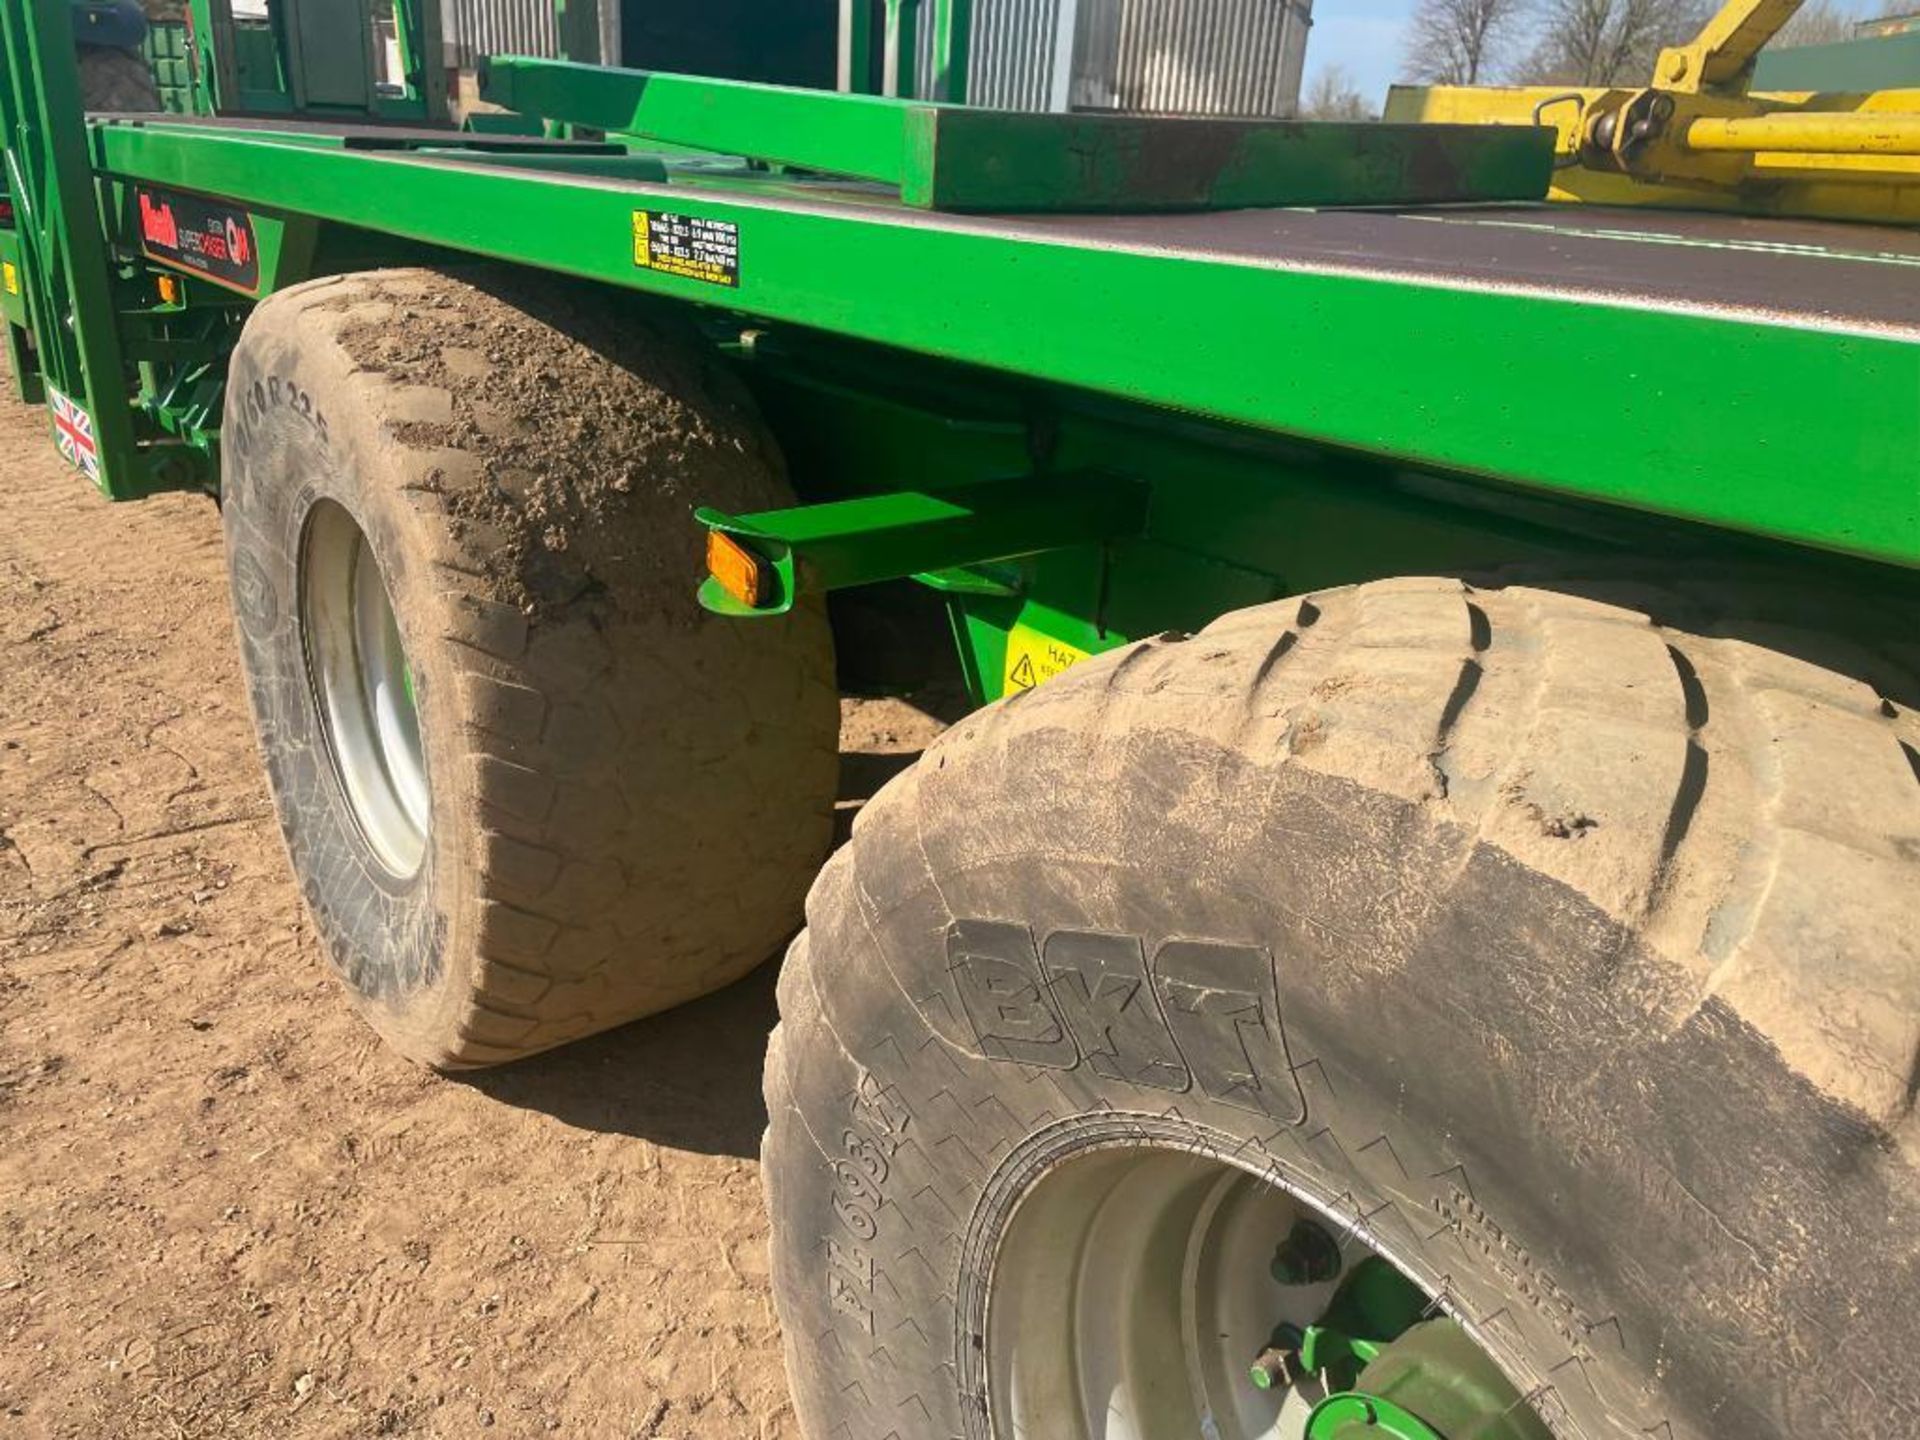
707,529,766,609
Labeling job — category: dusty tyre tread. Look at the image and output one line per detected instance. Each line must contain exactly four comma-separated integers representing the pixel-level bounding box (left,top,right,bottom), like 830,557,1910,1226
915,577,1920,1122
766,575,1920,1440
224,268,838,1067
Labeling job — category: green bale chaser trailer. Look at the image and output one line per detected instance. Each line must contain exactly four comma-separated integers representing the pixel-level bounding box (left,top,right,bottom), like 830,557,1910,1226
1,0,1916,1433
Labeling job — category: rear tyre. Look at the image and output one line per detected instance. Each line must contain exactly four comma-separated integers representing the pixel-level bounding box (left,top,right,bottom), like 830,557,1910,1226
222,268,838,1067
77,45,160,111
765,578,1920,1440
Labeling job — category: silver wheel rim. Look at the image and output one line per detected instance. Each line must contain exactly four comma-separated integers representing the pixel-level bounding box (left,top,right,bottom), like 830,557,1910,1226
300,500,430,878
985,1149,1432,1440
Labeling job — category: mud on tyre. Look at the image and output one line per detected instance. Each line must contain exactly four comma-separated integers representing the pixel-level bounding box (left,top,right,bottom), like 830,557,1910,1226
764,577,1920,1440
221,267,838,1067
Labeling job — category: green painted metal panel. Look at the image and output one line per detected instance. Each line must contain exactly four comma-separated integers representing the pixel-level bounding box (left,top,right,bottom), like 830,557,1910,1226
481,60,911,182
882,0,919,97
479,57,1554,211
177,0,435,120
144,23,197,114
734,342,1718,702
0,228,25,328
695,472,1149,613
928,0,969,101
0,0,155,496
1753,31,1920,91
86,122,1920,569
896,111,1554,211
288,0,375,110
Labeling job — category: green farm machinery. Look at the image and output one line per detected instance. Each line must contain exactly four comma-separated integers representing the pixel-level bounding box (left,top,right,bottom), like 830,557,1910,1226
0,0,1915,1433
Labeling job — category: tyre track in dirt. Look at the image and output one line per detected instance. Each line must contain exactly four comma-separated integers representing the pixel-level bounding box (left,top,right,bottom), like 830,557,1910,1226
0,391,945,1438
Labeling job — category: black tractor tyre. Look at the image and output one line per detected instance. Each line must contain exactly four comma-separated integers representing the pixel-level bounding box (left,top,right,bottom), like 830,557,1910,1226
764,578,1920,1440
78,45,160,111
221,268,838,1067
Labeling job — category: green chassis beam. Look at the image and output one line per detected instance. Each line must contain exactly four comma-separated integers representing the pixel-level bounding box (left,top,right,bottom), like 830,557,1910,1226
695,472,1150,615
478,59,1557,212
100,118,626,157
0,0,153,495
88,122,1920,568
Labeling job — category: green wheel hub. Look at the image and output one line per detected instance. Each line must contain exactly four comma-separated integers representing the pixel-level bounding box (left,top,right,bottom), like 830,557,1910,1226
1305,1392,1449,1440
980,1146,1555,1440
1297,1310,1553,1440
1244,1249,1552,1440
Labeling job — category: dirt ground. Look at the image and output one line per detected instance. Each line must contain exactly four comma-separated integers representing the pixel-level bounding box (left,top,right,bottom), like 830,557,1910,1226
0,391,948,1439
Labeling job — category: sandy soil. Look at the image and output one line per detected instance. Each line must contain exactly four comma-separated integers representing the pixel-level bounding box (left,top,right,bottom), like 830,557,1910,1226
0,391,948,1439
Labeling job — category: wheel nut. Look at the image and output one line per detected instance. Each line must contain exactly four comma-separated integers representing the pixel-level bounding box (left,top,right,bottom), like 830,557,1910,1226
1248,1346,1300,1391
1271,1218,1343,1286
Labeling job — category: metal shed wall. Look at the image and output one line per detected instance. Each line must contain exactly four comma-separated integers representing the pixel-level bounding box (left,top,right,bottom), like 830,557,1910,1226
445,0,624,64
447,0,1311,119
940,0,1313,114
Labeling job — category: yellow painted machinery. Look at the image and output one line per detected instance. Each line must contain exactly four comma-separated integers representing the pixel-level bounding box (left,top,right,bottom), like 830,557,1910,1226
1386,0,1920,223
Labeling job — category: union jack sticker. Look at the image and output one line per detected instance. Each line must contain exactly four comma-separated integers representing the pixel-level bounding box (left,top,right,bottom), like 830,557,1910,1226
47,384,99,482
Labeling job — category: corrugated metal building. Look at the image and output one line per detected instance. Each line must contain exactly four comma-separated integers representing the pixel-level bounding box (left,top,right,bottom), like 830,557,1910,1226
959,0,1313,115
445,0,562,64
445,0,1313,118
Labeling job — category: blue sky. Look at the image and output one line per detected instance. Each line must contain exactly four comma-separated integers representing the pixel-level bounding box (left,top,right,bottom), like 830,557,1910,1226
1306,0,1417,106
1304,0,1890,109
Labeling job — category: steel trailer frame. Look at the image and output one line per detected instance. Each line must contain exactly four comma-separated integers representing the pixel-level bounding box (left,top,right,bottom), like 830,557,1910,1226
0,0,1916,704
2,8,1917,1435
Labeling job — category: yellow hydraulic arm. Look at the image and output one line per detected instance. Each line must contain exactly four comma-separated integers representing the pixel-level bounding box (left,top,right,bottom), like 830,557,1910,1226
1386,0,1920,224
1653,0,1802,89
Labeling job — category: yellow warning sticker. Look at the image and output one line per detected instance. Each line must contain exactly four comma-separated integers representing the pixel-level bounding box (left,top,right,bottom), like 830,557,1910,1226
631,210,740,287
2,262,16,295
1003,625,1091,694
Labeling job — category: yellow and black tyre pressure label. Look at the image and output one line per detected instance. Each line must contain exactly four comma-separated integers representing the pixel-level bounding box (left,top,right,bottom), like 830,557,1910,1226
631,211,739,288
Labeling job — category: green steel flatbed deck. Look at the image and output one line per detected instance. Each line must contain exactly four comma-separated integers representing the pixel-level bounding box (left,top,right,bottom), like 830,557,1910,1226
85,111,1920,569
1012,203,1920,337
7,19,1920,1433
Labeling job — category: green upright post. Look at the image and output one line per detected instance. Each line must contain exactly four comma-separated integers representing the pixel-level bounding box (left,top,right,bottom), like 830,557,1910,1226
930,0,968,102
554,0,599,64
391,0,447,117
184,0,237,112
0,0,146,495
419,0,447,118
839,0,875,92
882,0,918,98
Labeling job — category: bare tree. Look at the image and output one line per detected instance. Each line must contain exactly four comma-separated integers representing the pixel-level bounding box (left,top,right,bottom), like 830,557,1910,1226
1769,0,1855,47
1512,0,1907,85
1516,0,1713,85
1520,0,1611,82
1299,64,1376,121
1405,0,1530,83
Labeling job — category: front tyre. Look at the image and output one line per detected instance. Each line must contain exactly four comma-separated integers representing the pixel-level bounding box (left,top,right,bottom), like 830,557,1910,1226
222,268,838,1067
764,578,1920,1440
